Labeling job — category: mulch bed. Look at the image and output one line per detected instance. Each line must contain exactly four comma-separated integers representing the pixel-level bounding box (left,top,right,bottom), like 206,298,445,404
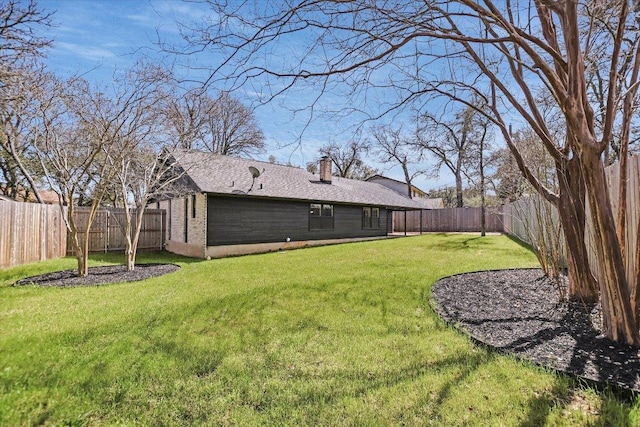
12,264,180,287
431,269,640,394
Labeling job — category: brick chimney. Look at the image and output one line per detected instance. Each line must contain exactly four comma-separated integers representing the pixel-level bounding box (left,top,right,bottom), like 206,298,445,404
319,156,332,183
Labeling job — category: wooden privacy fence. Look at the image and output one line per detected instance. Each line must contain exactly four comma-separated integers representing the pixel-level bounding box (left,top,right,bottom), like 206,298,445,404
67,207,166,254
393,207,505,233
501,196,563,251
597,155,640,285
0,201,67,268
501,154,640,285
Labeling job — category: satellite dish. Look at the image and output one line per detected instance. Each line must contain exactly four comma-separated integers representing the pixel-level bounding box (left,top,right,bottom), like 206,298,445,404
249,166,261,178
248,166,262,192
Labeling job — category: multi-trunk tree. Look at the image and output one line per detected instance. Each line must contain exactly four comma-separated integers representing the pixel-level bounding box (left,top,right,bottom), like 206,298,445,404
35,75,126,277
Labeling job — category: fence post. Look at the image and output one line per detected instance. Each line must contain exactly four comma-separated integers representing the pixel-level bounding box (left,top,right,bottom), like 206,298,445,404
160,210,163,250
105,210,108,253
404,210,407,236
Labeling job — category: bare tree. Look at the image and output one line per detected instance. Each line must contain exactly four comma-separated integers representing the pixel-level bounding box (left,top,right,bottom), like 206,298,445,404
162,89,208,150
0,66,47,202
105,63,175,271
370,124,424,198
464,110,493,236
417,105,484,207
162,89,265,157
35,76,129,277
0,0,52,72
204,91,265,156
35,77,105,276
113,144,184,271
186,1,640,344
0,0,53,202
318,135,376,179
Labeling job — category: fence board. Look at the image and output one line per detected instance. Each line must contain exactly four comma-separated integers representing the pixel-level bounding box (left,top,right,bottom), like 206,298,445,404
1,203,165,268
66,207,165,254
393,207,504,233
502,154,640,286
0,201,67,268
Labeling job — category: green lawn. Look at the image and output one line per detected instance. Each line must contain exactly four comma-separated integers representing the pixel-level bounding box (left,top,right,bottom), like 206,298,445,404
1,234,639,426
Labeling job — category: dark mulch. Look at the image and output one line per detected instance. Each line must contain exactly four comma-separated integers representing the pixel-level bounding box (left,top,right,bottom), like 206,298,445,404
12,264,180,287
431,268,640,393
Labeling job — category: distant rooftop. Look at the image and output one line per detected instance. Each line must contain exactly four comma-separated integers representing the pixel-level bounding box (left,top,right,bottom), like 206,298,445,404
366,174,443,209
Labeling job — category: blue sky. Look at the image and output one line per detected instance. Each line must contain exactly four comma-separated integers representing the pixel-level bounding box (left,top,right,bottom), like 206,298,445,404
38,0,454,191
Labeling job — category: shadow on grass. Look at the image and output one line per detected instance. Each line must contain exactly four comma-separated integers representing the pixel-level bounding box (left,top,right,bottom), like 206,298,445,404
519,376,637,426
425,233,536,257
425,234,509,253
504,234,537,253
518,376,568,427
87,250,204,266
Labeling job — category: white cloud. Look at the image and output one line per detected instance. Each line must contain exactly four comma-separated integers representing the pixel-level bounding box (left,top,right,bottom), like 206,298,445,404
55,41,120,63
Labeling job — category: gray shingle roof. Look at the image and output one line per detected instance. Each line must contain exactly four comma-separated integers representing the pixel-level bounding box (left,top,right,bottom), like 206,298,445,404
172,150,426,210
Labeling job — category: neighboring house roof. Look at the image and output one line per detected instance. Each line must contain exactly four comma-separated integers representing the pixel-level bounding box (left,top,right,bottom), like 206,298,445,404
0,186,60,204
367,174,427,196
171,150,427,210
33,190,61,204
366,174,444,209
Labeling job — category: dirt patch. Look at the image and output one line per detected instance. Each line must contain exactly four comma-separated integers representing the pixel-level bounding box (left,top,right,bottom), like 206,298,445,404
431,269,640,393
13,264,180,287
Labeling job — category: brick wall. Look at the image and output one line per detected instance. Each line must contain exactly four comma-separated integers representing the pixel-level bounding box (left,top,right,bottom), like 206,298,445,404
160,194,207,258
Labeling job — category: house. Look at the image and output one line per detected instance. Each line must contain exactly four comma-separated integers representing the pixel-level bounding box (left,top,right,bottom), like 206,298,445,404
157,150,427,258
366,175,444,209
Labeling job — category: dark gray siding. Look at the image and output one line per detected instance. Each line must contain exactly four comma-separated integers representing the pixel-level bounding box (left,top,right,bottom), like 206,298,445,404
207,195,388,246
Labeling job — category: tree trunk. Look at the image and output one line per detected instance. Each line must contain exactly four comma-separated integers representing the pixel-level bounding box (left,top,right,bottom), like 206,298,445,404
80,230,90,277
65,202,86,277
480,135,486,237
557,157,598,303
455,163,463,207
581,149,638,345
123,206,135,271
129,209,145,272
76,249,87,278
7,143,44,204
634,165,640,330
78,203,101,277
635,213,640,330
126,250,135,271
402,162,413,199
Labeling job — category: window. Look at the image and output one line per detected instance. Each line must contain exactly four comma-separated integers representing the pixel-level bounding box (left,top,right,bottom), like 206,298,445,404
191,194,196,218
372,207,380,229
362,207,380,229
309,203,334,230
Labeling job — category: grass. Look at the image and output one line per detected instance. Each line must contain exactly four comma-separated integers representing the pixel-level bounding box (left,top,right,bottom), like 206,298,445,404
1,234,639,426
